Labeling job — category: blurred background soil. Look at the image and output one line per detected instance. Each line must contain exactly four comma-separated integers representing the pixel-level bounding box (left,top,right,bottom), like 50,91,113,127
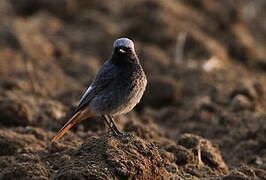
0,0,266,179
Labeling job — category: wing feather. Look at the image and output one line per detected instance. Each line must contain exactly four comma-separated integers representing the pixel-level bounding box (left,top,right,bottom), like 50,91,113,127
74,61,117,113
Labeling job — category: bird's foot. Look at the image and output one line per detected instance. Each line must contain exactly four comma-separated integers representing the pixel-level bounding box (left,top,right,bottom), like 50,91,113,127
113,131,130,137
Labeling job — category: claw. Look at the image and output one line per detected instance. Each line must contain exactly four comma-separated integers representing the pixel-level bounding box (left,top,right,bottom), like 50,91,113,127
115,132,130,137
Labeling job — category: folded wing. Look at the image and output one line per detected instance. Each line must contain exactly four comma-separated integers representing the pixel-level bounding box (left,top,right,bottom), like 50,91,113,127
74,61,117,113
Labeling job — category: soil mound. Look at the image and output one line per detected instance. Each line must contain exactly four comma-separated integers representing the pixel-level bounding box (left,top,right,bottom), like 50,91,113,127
1,0,266,179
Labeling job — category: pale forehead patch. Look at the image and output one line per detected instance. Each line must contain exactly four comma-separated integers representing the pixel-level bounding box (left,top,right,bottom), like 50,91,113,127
113,38,134,49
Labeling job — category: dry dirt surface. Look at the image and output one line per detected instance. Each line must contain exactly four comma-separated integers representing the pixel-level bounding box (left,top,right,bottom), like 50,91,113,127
0,0,266,179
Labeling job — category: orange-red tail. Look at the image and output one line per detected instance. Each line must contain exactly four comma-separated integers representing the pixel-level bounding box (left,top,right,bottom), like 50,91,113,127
51,109,91,142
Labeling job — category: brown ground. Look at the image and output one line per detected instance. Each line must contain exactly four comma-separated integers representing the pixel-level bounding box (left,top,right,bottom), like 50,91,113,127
0,0,266,179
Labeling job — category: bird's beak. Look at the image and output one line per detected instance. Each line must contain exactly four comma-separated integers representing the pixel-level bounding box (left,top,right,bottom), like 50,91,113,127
119,48,126,53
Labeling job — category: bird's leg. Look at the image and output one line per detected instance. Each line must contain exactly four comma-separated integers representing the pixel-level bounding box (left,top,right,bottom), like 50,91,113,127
107,115,120,134
103,115,118,135
107,115,129,137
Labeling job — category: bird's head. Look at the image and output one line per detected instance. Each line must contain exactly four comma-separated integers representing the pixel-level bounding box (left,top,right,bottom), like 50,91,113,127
113,38,135,54
111,38,138,65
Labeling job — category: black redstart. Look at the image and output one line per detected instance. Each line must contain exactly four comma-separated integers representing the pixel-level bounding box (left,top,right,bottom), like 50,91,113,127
52,38,147,141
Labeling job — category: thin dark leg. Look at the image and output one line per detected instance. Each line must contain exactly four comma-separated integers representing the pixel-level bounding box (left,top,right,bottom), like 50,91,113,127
103,115,118,135
107,115,129,137
107,115,121,134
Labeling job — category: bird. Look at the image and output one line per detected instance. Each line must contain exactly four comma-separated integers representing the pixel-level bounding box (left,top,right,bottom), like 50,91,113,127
52,38,147,141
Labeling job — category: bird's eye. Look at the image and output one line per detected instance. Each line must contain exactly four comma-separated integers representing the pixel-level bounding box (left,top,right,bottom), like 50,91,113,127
117,47,130,53
119,48,126,53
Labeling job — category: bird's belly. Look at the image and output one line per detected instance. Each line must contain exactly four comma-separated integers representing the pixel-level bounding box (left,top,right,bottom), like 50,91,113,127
112,90,143,115
89,81,146,116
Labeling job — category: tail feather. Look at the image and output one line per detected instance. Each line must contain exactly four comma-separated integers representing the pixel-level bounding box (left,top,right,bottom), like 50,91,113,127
51,109,91,142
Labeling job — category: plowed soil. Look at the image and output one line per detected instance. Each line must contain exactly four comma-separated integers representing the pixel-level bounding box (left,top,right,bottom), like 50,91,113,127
0,0,266,179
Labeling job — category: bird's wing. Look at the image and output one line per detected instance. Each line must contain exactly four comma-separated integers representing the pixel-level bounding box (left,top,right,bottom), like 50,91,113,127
74,61,117,113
